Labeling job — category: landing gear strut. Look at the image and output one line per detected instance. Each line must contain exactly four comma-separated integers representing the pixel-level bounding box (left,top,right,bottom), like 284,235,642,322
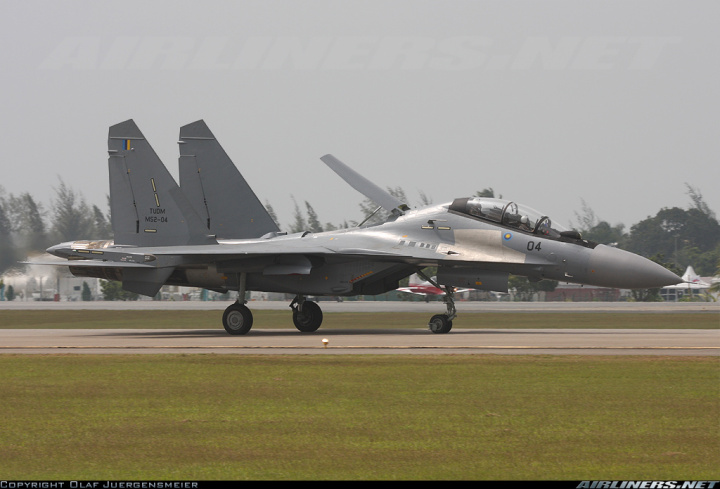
418,270,456,334
222,272,254,335
290,295,323,333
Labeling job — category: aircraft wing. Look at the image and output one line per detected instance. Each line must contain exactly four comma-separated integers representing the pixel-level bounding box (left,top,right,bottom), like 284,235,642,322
22,259,155,269
130,242,423,266
37,238,425,295
37,240,424,269
320,154,408,217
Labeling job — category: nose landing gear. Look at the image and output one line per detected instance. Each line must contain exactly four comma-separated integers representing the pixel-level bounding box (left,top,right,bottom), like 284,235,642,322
417,270,457,334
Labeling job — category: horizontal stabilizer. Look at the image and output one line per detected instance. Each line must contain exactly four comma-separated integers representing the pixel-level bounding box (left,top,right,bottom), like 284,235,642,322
320,154,408,217
179,120,280,239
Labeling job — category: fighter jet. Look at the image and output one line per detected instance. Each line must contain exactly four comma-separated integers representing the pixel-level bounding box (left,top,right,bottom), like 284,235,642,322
42,120,682,335
397,274,450,297
397,273,471,301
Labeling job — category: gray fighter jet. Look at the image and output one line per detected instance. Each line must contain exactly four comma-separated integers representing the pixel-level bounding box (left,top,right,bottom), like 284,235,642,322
43,120,682,335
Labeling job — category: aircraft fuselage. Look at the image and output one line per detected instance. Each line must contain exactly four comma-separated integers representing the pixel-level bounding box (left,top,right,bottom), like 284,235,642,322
52,201,679,298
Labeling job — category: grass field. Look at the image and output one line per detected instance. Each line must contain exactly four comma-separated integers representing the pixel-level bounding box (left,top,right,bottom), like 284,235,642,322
0,310,718,480
0,354,717,480
0,309,718,329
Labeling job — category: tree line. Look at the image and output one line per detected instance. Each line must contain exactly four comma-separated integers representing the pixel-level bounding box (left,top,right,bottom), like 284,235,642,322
571,184,719,277
0,180,112,275
1,181,718,282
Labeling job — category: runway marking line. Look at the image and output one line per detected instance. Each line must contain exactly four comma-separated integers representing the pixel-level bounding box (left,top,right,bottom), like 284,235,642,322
0,345,718,350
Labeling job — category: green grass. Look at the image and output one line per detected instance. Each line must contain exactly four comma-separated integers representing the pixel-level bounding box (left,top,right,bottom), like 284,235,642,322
0,310,718,329
0,355,718,480
1,310,717,479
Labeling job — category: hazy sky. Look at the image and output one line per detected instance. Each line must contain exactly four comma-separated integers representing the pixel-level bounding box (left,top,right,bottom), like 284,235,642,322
1,0,717,234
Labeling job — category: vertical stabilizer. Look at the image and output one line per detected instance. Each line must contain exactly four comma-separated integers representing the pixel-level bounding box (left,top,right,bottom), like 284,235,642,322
108,119,215,247
179,120,280,239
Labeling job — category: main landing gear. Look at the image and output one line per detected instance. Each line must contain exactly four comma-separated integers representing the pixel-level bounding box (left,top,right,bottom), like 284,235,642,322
290,295,323,333
222,301,253,335
417,271,457,334
220,294,324,335
219,270,455,334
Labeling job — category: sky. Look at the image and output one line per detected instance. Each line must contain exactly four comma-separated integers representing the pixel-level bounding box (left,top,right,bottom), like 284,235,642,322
1,0,718,234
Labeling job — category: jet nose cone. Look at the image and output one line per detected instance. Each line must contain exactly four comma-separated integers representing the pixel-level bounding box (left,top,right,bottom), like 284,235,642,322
46,242,73,258
587,245,682,289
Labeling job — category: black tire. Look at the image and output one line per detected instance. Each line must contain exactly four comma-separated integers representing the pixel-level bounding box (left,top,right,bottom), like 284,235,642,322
222,303,253,335
292,301,323,333
429,314,452,334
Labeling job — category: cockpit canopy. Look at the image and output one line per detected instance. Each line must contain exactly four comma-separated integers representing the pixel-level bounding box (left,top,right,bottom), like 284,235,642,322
449,197,580,241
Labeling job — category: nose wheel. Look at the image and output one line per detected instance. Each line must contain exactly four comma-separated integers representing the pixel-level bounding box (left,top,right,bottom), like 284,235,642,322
429,314,453,334
417,270,457,334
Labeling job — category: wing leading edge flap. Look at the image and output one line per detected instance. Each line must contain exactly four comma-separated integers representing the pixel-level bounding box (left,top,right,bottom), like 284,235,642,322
320,154,408,217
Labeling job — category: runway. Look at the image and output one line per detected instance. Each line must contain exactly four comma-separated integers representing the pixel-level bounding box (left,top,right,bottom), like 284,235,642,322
1,298,718,313
1,301,717,355
0,327,717,356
